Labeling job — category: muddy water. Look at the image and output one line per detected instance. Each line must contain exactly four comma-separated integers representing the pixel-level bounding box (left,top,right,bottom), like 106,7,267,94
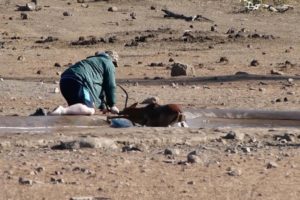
0,109,300,134
185,109,300,128
0,115,108,134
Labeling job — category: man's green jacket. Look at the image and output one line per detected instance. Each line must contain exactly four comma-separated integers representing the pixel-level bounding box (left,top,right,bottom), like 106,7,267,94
61,53,116,108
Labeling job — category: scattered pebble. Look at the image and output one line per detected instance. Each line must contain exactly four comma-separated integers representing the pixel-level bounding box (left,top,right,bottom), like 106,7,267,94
63,11,72,16
164,148,179,156
130,12,136,19
266,161,278,169
227,167,242,176
219,56,229,64
19,177,33,185
54,63,61,67
50,177,64,184
108,6,118,12
17,56,25,61
81,4,89,8
20,13,28,20
259,88,266,92
250,59,259,66
54,88,60,93
271,69,284,75
122,145,142,152
187,151,201,164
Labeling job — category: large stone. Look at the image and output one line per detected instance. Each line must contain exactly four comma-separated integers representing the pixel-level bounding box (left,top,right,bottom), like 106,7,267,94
171,63,195,77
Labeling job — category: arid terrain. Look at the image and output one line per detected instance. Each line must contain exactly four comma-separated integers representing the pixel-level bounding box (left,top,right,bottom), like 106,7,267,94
0,0,300,199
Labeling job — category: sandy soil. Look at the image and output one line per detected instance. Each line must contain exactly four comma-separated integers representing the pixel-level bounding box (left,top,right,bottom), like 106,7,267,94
1,0,300,199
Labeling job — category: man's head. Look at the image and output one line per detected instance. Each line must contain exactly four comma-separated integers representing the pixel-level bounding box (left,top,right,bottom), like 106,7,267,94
95,50,119,67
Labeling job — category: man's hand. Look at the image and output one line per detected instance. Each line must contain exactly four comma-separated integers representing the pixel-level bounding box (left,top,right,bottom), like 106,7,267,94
110,106,119,114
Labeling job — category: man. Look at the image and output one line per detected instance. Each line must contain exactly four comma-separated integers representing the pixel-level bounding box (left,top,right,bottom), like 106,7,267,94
49,50,119,115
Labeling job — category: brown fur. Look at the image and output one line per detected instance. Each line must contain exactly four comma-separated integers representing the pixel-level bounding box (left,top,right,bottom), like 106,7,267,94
117,103,186,127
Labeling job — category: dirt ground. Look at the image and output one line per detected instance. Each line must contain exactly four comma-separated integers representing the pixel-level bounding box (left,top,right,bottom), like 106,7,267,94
1,0,300,199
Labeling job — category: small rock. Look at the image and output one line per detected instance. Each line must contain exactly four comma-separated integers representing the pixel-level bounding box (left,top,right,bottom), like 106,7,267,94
226,28,236,34
219,56,229,64
274,133,295,142
259,88,266,92
150,6,156,10
141,96,159,104
63,11,72,16
149,62,164,67
130,12,136,19
271,69,284,75
222,131,236,139
30,108,47,116
164,148,179,156
211,26,216,32
250,59,259,67
288,78,294,83
225,146,237,154
108,6,118,12
275,98,281,103
54,171,63,175
29,171,37,175
171,82,177,88
171,62,195,77
20,13,28,20
227,167,242,176
222,131,244,141
25,2,36,11
187,181,195,185
81,3,89,8
50,177,64,184
35,167,45,173
54,87,60,93
241,147,251,153
266,161,278,169
122,145,142,152
17,56,25,61
19,177,33,185
54,63,61,67
187,151,200,164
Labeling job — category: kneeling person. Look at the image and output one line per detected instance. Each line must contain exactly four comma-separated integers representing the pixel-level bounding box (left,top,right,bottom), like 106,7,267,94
50,50,119,115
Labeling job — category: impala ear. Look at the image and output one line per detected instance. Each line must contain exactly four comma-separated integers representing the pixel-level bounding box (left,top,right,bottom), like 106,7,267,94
129,102,138,108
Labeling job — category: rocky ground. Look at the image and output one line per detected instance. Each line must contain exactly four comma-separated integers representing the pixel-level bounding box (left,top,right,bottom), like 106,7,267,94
1,0,300,199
